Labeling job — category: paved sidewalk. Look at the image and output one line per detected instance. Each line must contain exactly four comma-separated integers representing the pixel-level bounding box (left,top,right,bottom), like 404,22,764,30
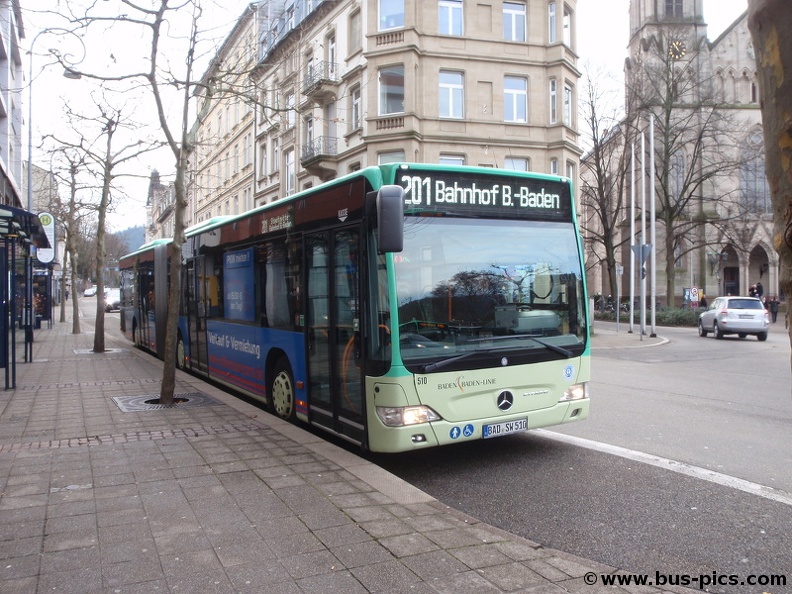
0,315,684,594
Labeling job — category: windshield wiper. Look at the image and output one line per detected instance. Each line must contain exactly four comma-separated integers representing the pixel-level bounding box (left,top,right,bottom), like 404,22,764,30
420,335,574,373
421,350,489,373
467,334,575,357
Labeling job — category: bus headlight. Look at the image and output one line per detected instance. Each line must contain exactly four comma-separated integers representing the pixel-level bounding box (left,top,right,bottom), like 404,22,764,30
560,382,589,402
376,405,441,427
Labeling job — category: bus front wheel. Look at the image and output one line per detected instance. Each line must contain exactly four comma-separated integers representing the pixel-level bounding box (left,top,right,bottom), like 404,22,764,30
176,335,186,370
269,358,296,421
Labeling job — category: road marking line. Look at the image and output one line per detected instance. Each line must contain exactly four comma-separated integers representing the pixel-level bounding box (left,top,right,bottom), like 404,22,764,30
539,429,792,507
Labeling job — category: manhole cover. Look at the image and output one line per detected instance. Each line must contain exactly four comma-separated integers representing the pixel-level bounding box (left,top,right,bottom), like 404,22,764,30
112,392,222,412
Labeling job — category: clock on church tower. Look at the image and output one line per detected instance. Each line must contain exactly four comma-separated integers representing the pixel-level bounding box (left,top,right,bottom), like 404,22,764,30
668,38,686,59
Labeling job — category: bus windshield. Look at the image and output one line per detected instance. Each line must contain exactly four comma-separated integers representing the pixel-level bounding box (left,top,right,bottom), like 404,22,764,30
394,216,586,372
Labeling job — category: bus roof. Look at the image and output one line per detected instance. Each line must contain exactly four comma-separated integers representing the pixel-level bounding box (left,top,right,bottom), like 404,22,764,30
121,238,171,260
121,163,573,260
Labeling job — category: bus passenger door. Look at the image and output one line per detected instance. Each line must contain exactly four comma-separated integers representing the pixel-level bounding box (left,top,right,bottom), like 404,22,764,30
306,229,365,444
186,256,208,373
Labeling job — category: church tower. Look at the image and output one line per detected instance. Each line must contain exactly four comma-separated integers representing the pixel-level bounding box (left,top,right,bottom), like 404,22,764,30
629,0,706,43
625,0,709,117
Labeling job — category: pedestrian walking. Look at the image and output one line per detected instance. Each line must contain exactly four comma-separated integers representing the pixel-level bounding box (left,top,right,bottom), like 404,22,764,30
769,296,779,323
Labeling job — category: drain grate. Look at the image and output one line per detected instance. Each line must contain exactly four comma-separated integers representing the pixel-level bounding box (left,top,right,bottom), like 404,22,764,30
112,392,223,412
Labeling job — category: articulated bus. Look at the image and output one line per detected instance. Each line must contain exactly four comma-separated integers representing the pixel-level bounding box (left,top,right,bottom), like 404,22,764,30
119,163,590,452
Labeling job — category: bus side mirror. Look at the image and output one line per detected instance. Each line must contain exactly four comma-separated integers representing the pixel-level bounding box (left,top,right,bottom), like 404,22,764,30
376,185,404,253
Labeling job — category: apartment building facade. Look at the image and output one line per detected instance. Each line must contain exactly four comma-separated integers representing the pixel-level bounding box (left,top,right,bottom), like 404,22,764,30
180,0,580,230
0,0,24,209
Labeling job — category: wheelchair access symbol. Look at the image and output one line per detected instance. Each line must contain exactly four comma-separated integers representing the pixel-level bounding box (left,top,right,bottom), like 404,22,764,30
450,424,475,440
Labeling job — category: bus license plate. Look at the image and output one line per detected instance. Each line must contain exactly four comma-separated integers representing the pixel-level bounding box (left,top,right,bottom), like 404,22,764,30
483,419,528,439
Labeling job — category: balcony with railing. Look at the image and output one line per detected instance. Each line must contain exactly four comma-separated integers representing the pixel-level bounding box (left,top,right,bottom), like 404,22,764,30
301,61,339,103
300,136,339,177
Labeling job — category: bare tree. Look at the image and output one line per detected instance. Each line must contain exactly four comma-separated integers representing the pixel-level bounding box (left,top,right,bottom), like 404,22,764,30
747,0,792,353
626,30,748,304
45,100,161,352
46,1,207,403
579,65,631,300
47,149,90,335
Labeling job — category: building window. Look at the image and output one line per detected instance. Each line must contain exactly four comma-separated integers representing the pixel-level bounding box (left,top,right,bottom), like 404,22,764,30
504,76,528,123
665,0,683,18
286,92,295,128
563,83,573,125
549,79,558,124
505,157,529,171
379,65,405,115
285,149,295,195
548,2,556,43
439,0,463,36
326,35,337,77
740,158,771,214
244,133,252,166
349,10,362,53
351,85,362,130
550,158,559,175
670,151,684,199
503,2,526,42
271,137,279,172
439,154,465,166
740,130,771,214
379,150,405,164
563,5,572,46
380,0,404,31
439,71,464,119
305,117,314,148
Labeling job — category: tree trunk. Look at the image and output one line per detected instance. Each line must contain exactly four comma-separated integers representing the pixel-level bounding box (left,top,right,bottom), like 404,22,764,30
70,245,80,335
59,250,68,324
158,153,187,407
747,0,792,360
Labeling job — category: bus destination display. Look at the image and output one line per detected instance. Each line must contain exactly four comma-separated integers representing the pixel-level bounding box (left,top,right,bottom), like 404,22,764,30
399,169,571,219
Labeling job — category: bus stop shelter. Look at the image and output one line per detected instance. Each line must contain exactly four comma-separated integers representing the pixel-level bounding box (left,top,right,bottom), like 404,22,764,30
0,205,51,389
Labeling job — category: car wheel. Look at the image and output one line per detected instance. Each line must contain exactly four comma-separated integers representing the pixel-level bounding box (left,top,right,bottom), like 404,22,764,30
269,358,296,421
757,332,768,341
715,322,724,339
698,321,708,337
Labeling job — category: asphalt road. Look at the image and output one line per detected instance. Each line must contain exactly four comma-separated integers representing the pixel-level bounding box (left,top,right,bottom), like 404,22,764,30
373,323,792,593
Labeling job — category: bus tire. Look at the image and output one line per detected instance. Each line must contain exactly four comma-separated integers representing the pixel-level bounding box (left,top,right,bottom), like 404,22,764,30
269,358,296,421
176,334,186,370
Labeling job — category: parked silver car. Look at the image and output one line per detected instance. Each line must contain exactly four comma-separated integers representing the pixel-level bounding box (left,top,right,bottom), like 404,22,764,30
698,296,769,341
103,288,121,312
